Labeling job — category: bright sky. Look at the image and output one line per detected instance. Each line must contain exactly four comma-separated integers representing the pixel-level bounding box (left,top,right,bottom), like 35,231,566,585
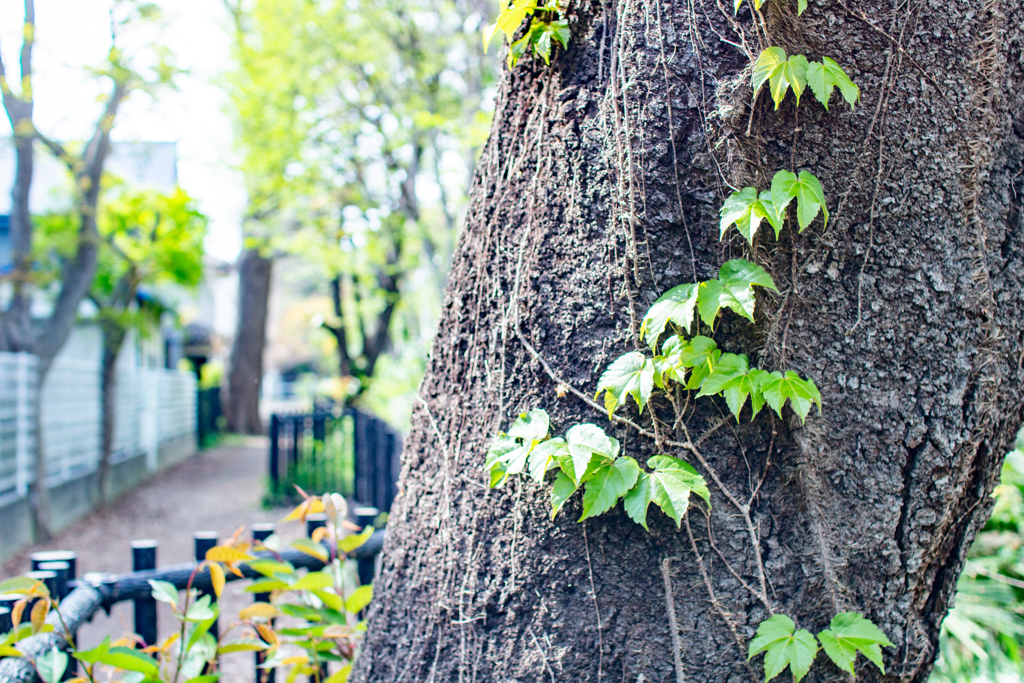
0,0,246,262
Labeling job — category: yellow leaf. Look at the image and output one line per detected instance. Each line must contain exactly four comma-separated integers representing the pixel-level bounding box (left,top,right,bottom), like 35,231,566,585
323,664,352,683
218,640,267,654
289,538,328,563
30,599,48,635
312,589,343,612
311,526,329,543
111,637,136,649
209,562,226,599
66,678,87,683
239,603,280,621
339,526,374,554
0,645,21,657
281,498,324,522
280,655,309,666
11,600,25,630
205,546,254,564
256,624,279,647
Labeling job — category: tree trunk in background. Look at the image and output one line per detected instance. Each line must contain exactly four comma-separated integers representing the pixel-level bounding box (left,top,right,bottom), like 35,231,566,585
354,2,1024,682
227,248,272,434
98,320,128,503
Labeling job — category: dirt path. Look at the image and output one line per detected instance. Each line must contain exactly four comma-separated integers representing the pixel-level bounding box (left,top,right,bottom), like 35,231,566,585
1,438,304,683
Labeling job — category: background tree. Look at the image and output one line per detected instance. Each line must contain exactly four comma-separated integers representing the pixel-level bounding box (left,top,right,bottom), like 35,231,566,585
0,0,178,539
34,184,207,502
354,2,1024,683
222,0,494,425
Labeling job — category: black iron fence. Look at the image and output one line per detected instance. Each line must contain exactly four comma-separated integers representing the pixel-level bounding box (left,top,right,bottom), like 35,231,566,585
268,408,401,512
196,387,222,448
0,521,385,683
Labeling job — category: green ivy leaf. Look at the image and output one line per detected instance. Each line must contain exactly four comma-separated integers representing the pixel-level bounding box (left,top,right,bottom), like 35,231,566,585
748,615,819,683
580,456,640,521
149,579,179,607
733,0,767,14
753,48,808,109
806,57,860,111
697,259,778,327
679,336,721,390
697,353,769,421
560,424,619,485
483,0,537,48
596,351,655,417
818,612,893,677
641,283,698,350
759,371,822,423
508,408,550,441
548,18,570,48
652,335,687,388
528,437,565,483
771,170,829,230
624,456,710,529
798,0,807,13
35,646,67,683
550,470,578,519
719,187,784,244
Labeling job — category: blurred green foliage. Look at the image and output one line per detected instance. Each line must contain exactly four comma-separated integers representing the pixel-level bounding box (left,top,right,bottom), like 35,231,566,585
933,432,1024,682
223,0,496,427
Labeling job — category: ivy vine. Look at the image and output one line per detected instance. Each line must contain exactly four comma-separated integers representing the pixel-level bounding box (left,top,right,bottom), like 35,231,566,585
482,0,896,679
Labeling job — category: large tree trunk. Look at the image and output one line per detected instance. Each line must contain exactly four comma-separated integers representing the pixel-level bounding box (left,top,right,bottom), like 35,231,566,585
355,2,1024,682
226,248,272,434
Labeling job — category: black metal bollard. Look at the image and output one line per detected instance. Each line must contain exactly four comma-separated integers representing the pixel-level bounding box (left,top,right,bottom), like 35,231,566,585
131,540,159,646
25,570,59,598
252,524,276,683
194,531,219,639
354,507,379,586
36,562,70,600
30,551,77,580
0,607,10,634
269,415,280,493
305,513,327,540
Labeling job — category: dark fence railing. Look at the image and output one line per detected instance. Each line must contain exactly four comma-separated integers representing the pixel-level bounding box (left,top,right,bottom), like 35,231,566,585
196,387,222,448
268,407,401,512
0,523,385,683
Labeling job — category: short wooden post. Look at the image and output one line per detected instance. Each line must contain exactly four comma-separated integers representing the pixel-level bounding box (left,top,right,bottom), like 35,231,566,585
131,540,158,646
0,607,10,634
252,524,276,683
194,531,219,639
354,507,379,586
269,415,281,494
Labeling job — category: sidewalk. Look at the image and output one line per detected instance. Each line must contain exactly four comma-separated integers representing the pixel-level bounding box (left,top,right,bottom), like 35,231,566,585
1,437,299,683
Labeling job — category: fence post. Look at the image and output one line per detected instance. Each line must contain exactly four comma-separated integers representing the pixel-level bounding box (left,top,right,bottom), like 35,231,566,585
354,507,379,586
354,413,372,505
14,352,33,497
194,531,219,639
31,550,77,580
376,430,394,512
131,540,159,646
252,523,276,683
269,415,280,494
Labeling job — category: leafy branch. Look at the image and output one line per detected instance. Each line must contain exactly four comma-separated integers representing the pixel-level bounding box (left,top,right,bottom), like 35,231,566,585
483,0,569,67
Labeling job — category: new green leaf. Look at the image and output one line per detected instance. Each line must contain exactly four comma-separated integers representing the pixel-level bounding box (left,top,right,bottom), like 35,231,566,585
719,187,784,243
748,615,819,682
759,371,822,423
679,336,720,390
652,335,687,388
641,283,698,350
580,457,640,521
771,170,829,230
697,353,769,421
35,646,67,683
550,470,578,519
818,612,893,677
806,57,860,111
624,456,710,529
596,352,654,417
697,259,778,327
753,48,808,109
561,424,619,485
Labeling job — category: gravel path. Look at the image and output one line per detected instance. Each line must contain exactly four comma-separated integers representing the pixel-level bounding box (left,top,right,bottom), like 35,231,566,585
1,438,306,683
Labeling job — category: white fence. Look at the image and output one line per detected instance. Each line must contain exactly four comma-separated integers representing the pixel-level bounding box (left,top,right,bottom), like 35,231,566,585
0,351,197,499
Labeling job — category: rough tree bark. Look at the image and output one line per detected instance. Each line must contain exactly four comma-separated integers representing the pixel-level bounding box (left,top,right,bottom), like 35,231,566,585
355,1,1024,682
226,248,272,434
